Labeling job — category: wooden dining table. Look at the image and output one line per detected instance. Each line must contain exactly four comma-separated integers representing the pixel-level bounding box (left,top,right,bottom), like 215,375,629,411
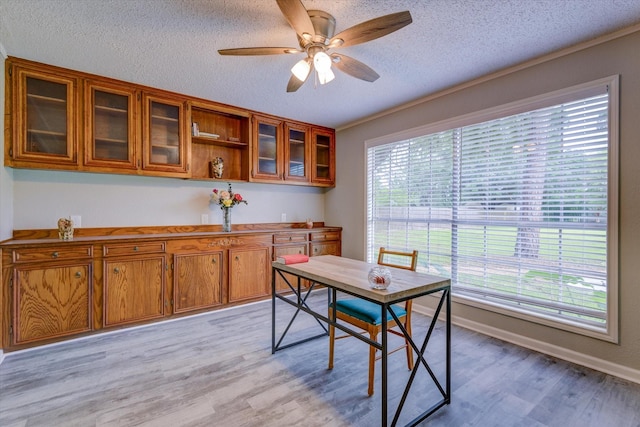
271,255,451,427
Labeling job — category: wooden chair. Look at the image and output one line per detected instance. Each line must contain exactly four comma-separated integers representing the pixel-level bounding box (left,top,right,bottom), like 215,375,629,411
328,247,419,396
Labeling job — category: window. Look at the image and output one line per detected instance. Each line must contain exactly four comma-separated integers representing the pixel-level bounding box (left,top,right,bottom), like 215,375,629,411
366,76,619,342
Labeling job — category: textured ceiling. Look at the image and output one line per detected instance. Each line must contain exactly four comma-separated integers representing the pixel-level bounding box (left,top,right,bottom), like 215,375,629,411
1,0,640,129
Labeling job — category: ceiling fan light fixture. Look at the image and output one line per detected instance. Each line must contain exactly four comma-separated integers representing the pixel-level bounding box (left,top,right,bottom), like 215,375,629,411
291,58,311,81
313,51,332,73
317,68,335,85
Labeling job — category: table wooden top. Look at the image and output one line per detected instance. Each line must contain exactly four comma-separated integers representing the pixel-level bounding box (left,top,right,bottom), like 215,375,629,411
273,255,450,304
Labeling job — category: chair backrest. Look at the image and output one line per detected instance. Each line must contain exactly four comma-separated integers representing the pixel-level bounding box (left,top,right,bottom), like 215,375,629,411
377,247,418,271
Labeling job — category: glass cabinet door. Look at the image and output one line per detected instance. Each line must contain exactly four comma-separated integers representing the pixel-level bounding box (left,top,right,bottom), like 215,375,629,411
85,81,137,169
13,67,78,165
284,122,310,183
252,115,282,180
142,93,189,175
311,128,335,186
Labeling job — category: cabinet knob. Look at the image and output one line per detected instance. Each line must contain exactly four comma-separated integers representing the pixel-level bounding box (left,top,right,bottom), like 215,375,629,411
314,248,318,253
114,267,120,273
289,236,292,241
212,258,217,264
75,271,82,278
235,256,239,261
134,246,139,251
52,252,59,258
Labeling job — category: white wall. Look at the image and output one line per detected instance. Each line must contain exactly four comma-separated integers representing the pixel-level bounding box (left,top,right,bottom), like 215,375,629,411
12,169,325,229
329,29,640,377
0,44,12,240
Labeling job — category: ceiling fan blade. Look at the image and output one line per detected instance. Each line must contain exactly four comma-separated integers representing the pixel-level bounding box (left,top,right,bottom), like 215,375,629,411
276,0,315,39
218,47,300,56
331,54,380,82
329,11,412,48
286,70,310,92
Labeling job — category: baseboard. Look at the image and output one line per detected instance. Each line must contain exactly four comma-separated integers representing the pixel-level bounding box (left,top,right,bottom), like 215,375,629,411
413,304,640,385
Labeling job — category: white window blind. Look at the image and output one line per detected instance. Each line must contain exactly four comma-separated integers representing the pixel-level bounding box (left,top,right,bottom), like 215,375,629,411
367,79,617,338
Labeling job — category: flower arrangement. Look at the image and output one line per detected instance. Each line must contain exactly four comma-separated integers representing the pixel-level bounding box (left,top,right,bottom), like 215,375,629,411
210,183,248,209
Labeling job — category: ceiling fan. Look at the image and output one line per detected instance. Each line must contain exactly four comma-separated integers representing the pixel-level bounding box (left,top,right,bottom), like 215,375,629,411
218,0,412,92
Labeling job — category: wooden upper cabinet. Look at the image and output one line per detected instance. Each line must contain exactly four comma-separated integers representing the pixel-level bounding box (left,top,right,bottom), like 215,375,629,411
189,101,250,181
142,92,189,176
251,115,316,185
84,80,138,170
5,58,335,186
311,127,336,187
284,122,311,183
251,114,283,181
9,64,79,166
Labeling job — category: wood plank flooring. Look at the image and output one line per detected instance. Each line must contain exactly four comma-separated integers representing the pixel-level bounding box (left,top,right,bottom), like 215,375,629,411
1,291,639,427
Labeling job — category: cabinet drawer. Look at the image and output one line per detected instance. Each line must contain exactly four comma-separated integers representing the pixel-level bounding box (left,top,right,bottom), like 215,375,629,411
273,244,307,258
273,232,308,244
13,245,93,263
103,241,166,257
310,231,340,242
311,241,340,257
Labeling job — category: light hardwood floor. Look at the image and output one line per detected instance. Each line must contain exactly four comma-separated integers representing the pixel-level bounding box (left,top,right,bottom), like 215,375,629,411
1,291,639,427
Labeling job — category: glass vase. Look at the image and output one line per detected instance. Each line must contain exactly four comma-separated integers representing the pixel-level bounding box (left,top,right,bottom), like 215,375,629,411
222,207,231,232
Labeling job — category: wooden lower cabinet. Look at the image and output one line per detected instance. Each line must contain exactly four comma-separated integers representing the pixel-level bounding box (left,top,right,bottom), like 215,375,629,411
103,255,166,326
173,251,223,313
229,247,270,302
310,230,342,257
272,231,309,291
13,261,92,345
1,226,340,350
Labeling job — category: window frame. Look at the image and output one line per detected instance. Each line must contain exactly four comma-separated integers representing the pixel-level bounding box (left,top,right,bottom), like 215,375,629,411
364,76,619,343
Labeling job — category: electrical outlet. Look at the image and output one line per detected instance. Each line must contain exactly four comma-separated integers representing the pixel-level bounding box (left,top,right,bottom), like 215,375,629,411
70,215,81,228
281,213,286,222
201,214,209,224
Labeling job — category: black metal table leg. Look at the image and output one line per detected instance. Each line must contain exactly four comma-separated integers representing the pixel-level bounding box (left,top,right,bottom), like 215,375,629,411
381,302,388,427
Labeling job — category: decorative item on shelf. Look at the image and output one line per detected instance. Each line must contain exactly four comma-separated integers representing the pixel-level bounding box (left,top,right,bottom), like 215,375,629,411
57,217,74,241
306,218,313,229
210,157,224,179
209,183,248,232
368,266,392,290
198,131,220,139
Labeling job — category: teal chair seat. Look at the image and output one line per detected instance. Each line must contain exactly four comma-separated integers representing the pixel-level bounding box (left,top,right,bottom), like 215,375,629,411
328,247,418,396
334,299,407,326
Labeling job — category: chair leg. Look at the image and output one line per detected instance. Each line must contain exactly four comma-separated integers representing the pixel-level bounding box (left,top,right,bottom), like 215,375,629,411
328,322,335,370
405,318,414,370
368,331,376,396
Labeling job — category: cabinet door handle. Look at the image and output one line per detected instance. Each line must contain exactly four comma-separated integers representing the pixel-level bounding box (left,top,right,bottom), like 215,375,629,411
212,258,217,264
235,256,239,261
75,271,82,278
289,236,292,241
114,267,120,273
298,250,302,254
134,246,139,251
52,252,59,258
